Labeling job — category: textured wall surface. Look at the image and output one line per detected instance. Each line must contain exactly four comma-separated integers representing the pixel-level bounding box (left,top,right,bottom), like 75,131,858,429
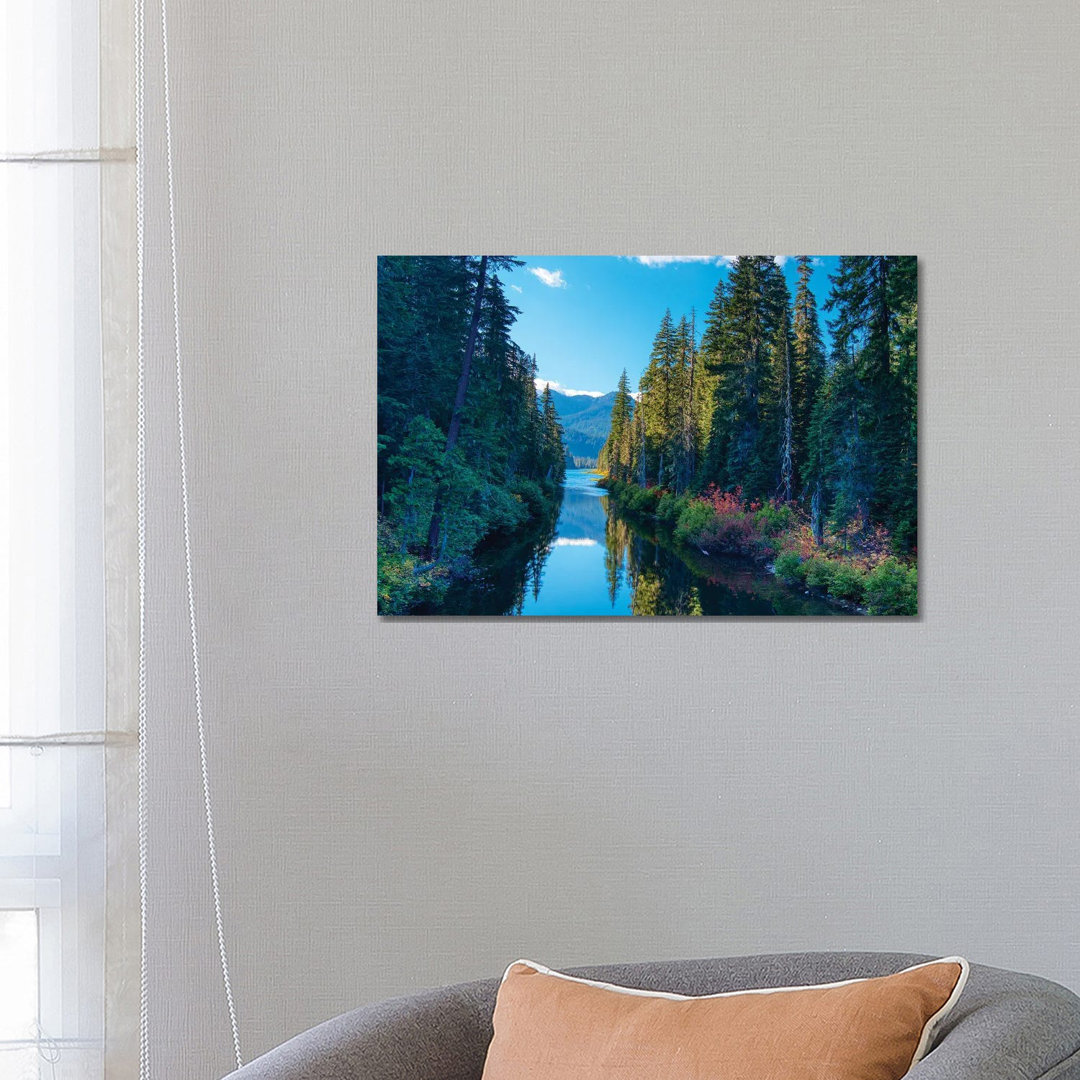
136,2,1080,1076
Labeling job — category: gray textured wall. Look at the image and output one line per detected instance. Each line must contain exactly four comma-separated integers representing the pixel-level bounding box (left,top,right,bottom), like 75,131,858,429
138,2,1080,1076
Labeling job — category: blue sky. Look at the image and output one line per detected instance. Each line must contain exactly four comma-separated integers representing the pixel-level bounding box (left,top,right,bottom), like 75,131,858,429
501,256,841,397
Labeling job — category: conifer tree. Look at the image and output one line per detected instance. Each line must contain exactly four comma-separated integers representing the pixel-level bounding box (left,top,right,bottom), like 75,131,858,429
604,369,635,481
669,314,693,492
638,310,676,486
776,304,795,504
676,310,699,493
539,384,567,483
714,257,787,499
822,255,917,545
792,255,826,495
697,278,729,487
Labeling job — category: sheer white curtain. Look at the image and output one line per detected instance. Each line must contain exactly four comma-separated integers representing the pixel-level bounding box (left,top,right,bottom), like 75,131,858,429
1,2,137,1078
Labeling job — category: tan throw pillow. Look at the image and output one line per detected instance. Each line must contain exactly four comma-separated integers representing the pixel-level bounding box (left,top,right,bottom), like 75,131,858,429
481,957,968,1080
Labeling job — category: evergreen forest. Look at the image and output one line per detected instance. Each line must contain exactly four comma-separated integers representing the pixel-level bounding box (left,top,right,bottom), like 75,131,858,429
377,256,566,613
378,254,917,616
598,255,917,614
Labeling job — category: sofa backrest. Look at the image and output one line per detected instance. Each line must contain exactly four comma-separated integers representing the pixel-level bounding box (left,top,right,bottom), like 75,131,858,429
224,952,1080,1080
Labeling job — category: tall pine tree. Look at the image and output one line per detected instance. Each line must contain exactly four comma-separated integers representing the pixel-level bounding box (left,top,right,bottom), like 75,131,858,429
792,255,826,498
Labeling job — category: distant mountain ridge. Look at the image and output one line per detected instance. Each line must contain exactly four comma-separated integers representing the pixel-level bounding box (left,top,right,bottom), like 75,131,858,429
540,387,619,466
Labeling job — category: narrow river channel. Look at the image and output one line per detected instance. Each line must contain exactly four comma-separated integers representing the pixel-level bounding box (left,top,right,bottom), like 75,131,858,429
426,469,844,616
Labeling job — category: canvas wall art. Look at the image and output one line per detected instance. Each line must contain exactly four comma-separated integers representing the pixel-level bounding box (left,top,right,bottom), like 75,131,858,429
377,256,917,617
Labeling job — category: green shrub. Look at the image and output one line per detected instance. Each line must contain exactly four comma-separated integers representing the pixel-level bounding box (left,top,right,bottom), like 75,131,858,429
656,492,689,526
864,558,917,615
828,562,867,603
673,501,716,546
891,517,916,555
755,502,796,536
624,484,662,515
377,550,417,614
803,555,837,591
511,477,548,517
773,550,805,584
481,483,530,536
377,520,449,614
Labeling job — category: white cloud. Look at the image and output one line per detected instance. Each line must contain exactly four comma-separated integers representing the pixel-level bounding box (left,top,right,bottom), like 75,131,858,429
508,283,523,293
529,267,567,289
632,256,804,270
630,256,732,268
553,538,598,547
534,378,603,398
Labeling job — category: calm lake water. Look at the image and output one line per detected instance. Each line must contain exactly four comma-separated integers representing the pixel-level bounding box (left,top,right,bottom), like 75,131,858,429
429,469,843,617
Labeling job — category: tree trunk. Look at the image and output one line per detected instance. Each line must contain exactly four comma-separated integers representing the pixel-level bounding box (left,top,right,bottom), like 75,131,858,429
444,256,488,455
426,256,489,557
682,314,697,491
639,421,647,487
779,333,794,503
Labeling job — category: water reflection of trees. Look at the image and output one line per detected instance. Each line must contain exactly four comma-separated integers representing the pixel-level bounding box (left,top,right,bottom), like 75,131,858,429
522,511,559,610
425,494,561,615
602,504,704,616
430,480,842,616
629,540,704,616
603,509,629,608
606,505,840,617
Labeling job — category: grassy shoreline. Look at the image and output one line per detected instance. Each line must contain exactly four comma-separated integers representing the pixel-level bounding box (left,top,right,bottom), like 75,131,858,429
598,477,916,616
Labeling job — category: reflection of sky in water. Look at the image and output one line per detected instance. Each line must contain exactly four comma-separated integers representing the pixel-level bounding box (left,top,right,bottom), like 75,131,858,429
519,470,632,615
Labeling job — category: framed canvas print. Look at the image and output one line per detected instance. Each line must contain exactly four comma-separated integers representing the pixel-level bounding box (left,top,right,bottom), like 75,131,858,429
377,255,916,617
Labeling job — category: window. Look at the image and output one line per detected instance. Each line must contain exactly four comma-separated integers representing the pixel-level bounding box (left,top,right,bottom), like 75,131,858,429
1,2,112,1077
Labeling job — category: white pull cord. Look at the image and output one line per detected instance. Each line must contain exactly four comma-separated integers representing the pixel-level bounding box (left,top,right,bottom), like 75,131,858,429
134,0,151,1074
159,0,244,1065
135,0,244,1070
159,0,244,1066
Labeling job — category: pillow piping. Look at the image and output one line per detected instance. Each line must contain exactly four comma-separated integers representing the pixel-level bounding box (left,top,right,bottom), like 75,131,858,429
500,955,970,1068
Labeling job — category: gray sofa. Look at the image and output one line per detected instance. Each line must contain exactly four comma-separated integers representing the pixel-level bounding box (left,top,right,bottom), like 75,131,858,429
223,952,1080,1079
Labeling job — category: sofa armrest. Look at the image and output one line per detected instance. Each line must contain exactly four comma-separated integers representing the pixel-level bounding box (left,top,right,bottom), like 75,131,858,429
221,979,497,1080
909,965,1080,1080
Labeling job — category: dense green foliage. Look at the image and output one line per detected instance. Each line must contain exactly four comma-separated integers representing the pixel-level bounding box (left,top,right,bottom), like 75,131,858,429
603,478,912,613
598,255,918,614
377,256,566,613
379,254,917,616
863,558,918,616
